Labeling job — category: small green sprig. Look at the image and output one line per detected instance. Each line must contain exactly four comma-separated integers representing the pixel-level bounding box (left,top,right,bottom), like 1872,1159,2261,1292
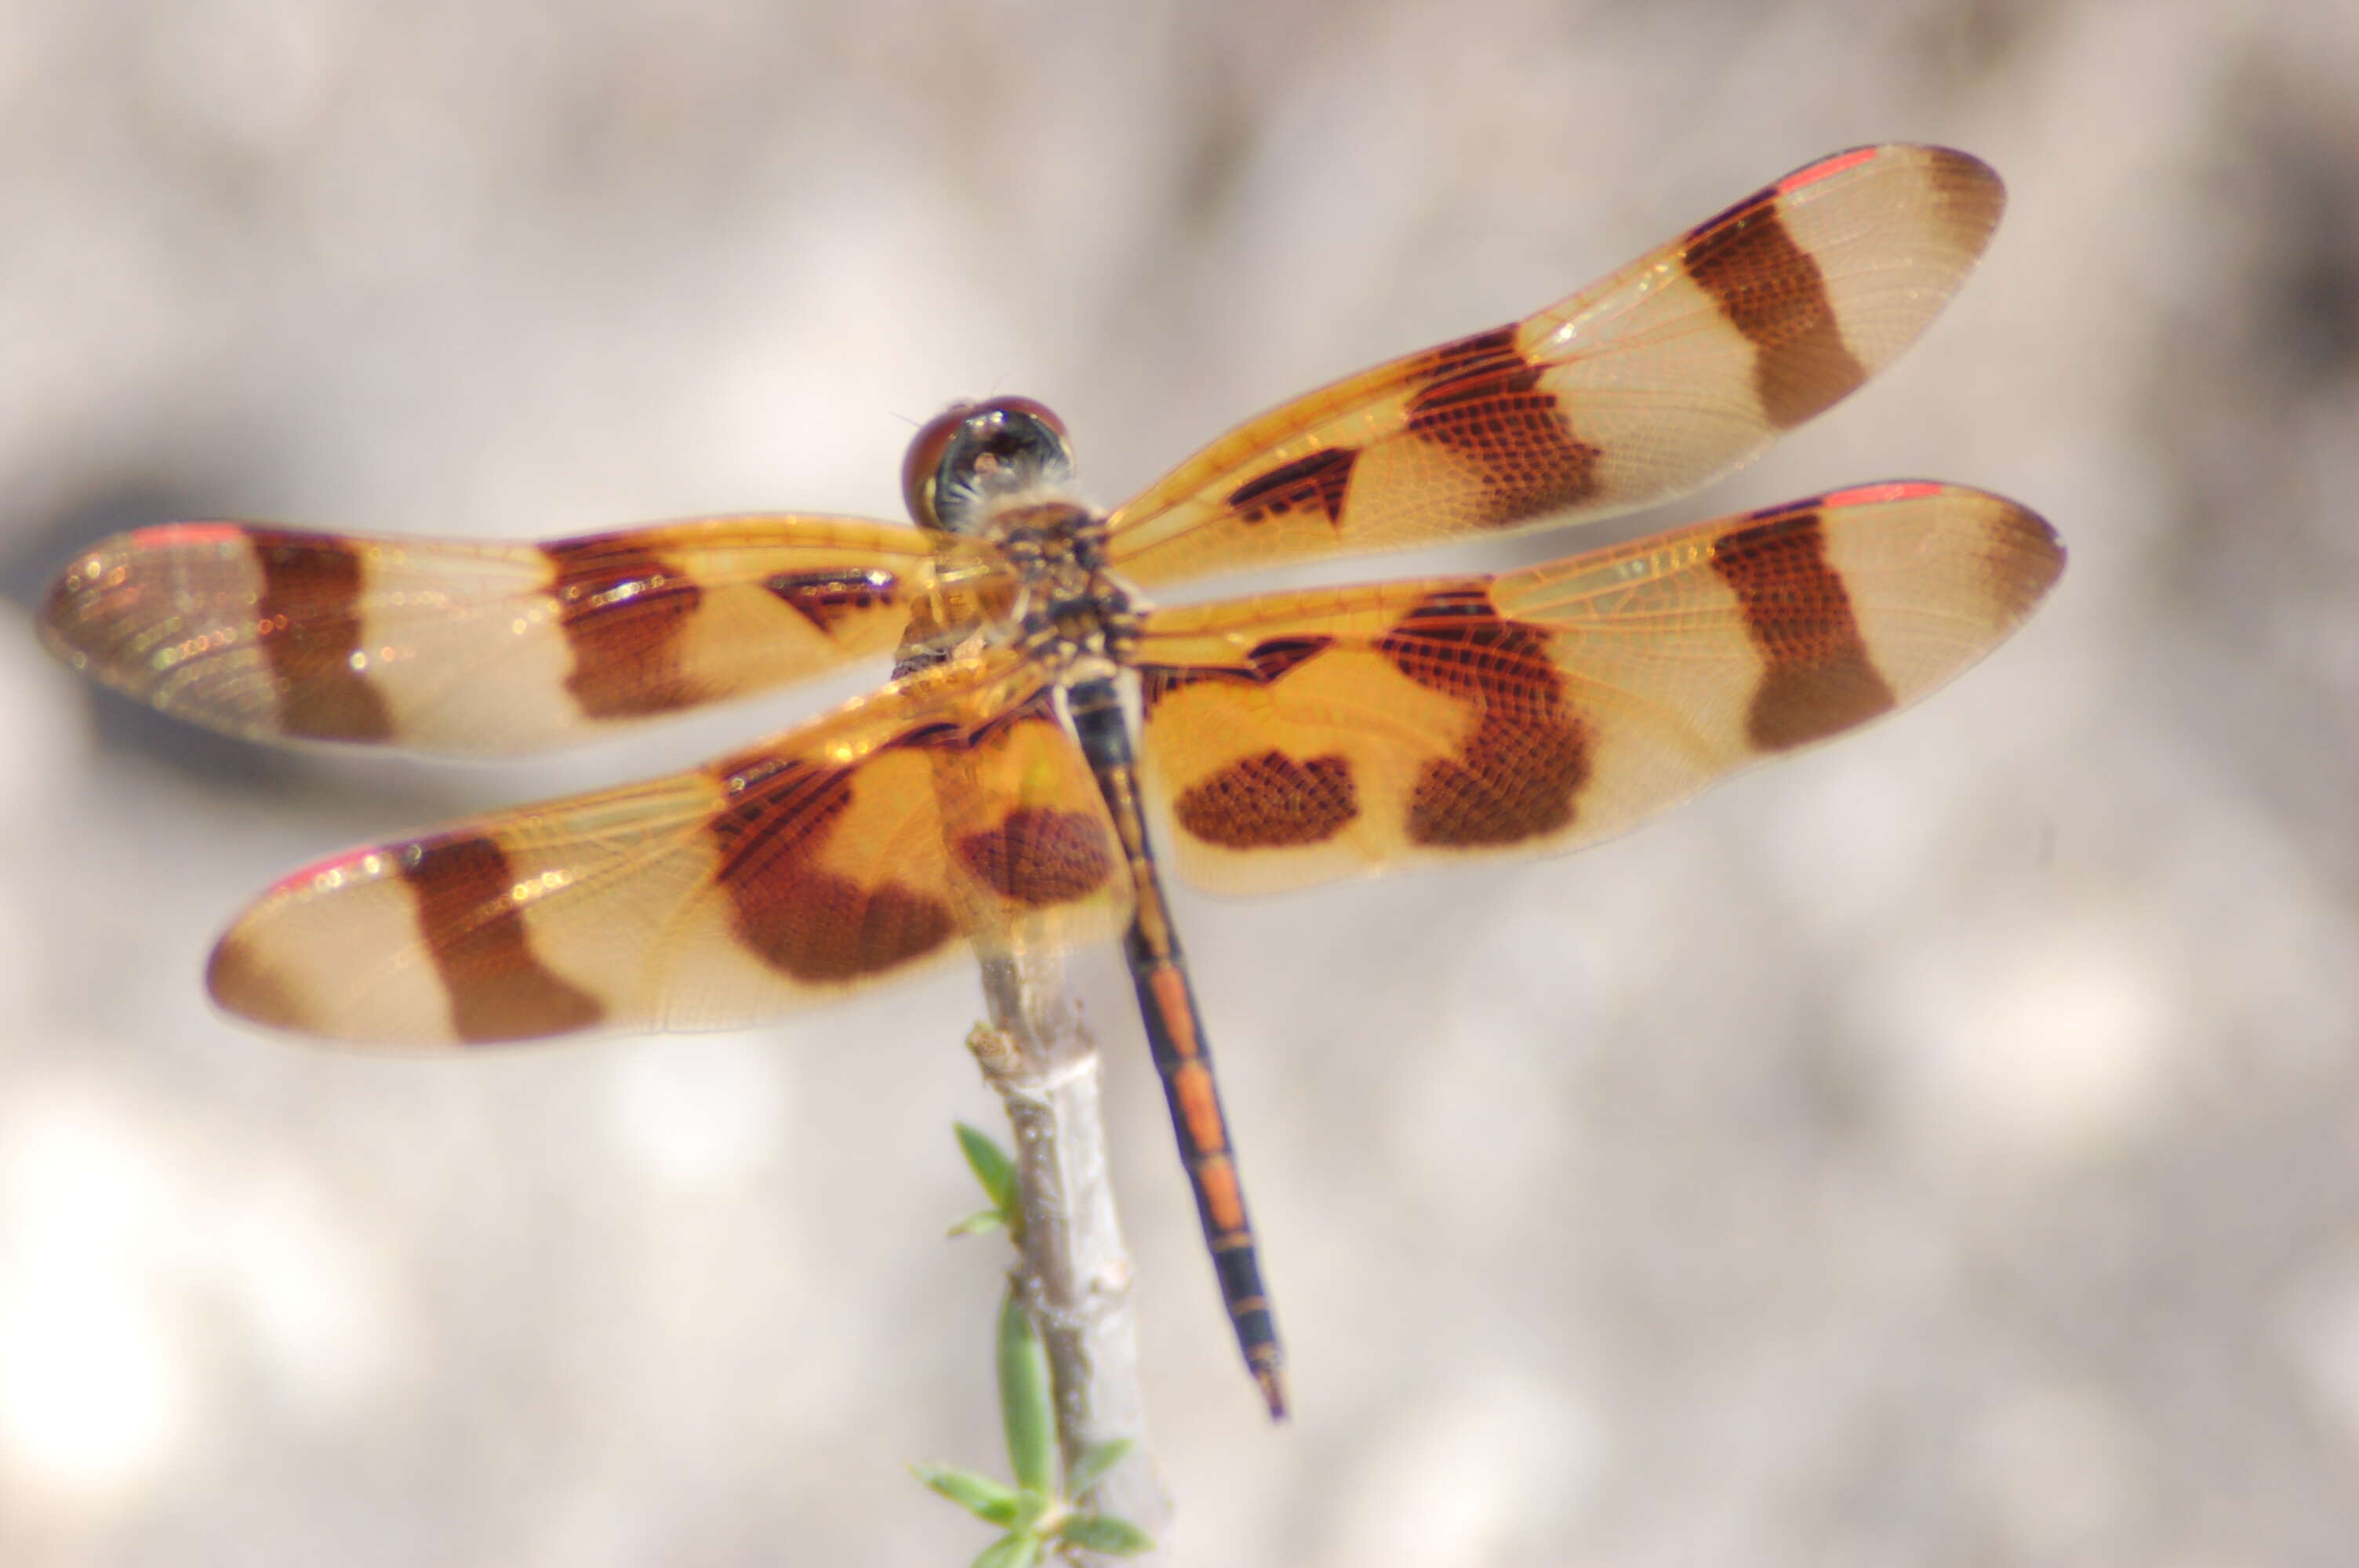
918,1128,1153,1565
947,1121,1023,1239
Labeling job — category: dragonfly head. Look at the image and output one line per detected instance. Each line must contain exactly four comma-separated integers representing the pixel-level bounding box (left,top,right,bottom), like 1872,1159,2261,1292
903,397,1075,535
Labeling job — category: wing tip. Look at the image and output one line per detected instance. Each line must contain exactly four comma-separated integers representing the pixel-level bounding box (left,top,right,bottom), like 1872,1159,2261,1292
205,927,314,1036
1748,479,2066,638
1987,495,2068,619
36,521,268,698
35,583,94,672
1774,143,2005,258
1919,146,2007,249
1783,141,2002,194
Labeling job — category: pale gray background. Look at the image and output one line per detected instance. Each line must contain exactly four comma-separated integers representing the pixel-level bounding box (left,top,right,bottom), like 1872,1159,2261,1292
2,1,2356,1563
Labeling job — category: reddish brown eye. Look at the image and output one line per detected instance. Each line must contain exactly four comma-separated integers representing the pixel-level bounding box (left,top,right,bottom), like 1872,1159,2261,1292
902,401,976,530
990,396,1067,442
900,397,1076,532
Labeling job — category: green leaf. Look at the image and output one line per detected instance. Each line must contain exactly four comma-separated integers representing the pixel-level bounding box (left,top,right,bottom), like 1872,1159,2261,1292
996,1286,1058,1495
912,1464,1023,1527
947,1209,1008,1237
1059,1514,1154,1555
1063,1438,1133,1498
955,1122,1020,1221
972,1534,1041,1568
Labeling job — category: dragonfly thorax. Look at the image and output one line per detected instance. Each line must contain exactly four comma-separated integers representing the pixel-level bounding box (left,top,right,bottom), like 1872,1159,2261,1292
903,397,1140,671
993,499,1138,674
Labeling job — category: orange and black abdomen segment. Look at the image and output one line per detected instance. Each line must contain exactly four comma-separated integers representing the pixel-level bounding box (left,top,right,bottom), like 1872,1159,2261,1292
1067,676,1289,1419
1134,947,1285,1417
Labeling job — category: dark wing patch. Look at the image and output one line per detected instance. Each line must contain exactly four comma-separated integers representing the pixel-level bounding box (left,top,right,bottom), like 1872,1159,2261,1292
1228,448,1358,528
763,568,903,635
1173,750,1358,849
705,754,958,983
542,534,708,719
1401,327,1602,525
1683,199,1867,429
1376,589,1591,846
251,531,395,741
398,833,605,1041
1710,508,1896,750
956,805,1119,906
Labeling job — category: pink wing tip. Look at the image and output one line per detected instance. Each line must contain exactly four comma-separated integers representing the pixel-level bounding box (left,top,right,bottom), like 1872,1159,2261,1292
266,844,394,898
1776,146,1883,194
1823,481,1948,509
130,521,249,547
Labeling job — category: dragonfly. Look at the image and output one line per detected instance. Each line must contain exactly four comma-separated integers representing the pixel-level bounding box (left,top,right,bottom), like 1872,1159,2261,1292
41,144,2063,1419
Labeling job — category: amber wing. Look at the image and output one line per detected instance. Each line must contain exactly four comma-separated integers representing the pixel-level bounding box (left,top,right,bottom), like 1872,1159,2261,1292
206,652,1128,1044
1106,145,2003,587
1132,484,2062,895
42,517,1008,756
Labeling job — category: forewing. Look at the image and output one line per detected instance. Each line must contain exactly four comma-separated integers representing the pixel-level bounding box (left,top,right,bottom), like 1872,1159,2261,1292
42,516,1012,755
1134,484,2062,895
1107,145,2002,586
207,651,1129,1045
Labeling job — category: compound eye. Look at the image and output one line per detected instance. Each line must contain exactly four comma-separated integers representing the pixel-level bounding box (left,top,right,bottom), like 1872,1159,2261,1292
901,401,976,531
901,397,1075,533
990,396,1067,445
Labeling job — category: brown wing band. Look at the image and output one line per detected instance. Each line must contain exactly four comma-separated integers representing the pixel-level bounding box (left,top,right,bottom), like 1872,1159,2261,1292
398,833,605,1042
1402,326,1602,524
1683,200,1868,429
706,756,958,982
249,532,394,742
1710,508,1897,750
1376,588,1591,845
543,535,707,719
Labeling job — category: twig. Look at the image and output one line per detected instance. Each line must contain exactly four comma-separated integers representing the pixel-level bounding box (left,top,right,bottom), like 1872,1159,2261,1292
965,943,1172,1554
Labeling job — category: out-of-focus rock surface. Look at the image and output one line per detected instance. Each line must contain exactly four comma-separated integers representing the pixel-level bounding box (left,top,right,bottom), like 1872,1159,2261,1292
3,2,2356,1562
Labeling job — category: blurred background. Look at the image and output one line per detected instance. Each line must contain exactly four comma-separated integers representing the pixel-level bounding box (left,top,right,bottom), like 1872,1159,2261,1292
2,0,2356,1562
